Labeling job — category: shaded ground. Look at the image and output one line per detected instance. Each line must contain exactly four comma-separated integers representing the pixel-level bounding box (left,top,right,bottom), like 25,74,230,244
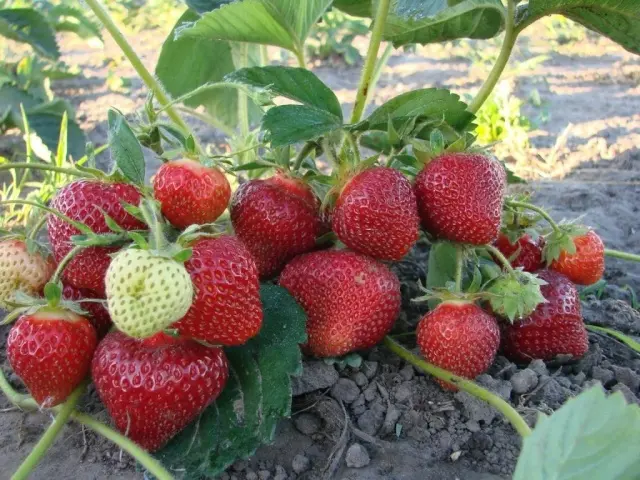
0,15,639,480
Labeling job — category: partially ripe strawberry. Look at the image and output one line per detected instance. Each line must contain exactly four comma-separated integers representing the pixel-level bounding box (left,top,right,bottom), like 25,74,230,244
417,302,500,390
550,230,604,285
173,236,263,345
153,159,231,229
332,167,419,260
48,180,145,296
92,332,228,451
230,174,322,278
62,284,112,338
106,249,193,338
7,309,97,407
501,269,588,362
0,240,54,308
415,153,506,245
494,233,545,272
280,250,400,357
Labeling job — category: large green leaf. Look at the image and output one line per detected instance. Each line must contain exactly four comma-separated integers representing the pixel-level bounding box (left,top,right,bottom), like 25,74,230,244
225,66,343,119
426,241,458,309
156,9,261,134
514,386,640,480
333,0,373,17
379,0,506,46
262,105,343,146
186,0,234,14
46,5,103,42
352,88,474,134
176,0,333,56
0,8,59,59
0,84,39,128
157,284,307,478
517,1,640,55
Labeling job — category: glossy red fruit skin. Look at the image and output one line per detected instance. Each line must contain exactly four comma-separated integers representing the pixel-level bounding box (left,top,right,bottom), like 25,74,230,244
62,284,112,338
153,159,231,229
230,175,322,278
48,180,145,296
494,234,545,272
92,332,229,452
7,311,97,407
280,250,401,357
502,269,588,362
172,236,263,345
417,302,500,390
414,153,506,245
550,230,605,285
332,167,420,261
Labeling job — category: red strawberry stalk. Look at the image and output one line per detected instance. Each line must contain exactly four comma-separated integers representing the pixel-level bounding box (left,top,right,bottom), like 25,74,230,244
382,336,531,438
0,369,173,480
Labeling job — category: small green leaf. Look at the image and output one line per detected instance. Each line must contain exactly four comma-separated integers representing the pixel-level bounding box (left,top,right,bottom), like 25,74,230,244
429,128,445,154
585,325,640,354
225,66,342,119
378,0,506,46
101,211,125,234
0,8,59,59
426,242,458,309
519,1,640,55
107,109,145,186
514,386,640,480
505,163,526,184
172,248,193,263
262,105,343,147
157,284,307,478
333,0,373,16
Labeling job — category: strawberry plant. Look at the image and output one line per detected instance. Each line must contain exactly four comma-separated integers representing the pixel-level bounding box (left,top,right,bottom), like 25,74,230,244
1,0,640,479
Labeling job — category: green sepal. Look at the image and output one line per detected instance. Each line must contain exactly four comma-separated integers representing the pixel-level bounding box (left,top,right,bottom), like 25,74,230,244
43,281,62,307
542,223,589,265
485,270,547,323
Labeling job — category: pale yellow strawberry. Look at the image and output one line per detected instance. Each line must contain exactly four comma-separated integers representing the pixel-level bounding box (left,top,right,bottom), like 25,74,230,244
0,240,54,308
106,248,193,338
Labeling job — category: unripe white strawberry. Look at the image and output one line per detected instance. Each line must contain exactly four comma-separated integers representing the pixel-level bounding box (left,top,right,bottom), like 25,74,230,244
106,248,194,338
0,240,54,308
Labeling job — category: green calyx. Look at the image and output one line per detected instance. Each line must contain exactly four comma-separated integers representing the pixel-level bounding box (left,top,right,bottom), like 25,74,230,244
484,270,547,323
542,222,589,265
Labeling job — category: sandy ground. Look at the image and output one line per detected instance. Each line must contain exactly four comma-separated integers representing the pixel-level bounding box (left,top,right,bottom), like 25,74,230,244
0,13,639,480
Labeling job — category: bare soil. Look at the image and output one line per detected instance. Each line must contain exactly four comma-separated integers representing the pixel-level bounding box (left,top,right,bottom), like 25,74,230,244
1,18,639,480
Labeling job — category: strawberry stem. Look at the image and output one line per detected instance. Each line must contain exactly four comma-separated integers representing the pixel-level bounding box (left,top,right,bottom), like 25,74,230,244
51,245,86,285
345,132,361,165
11,384,87,480
506,200,560,232
293,142,316,171
350,0,392,124
484,244,516,275
454,245,464,292
0,371,173,480
382,336,532,438
27,214,48,240
604,248,640,263
0,163,93,178
0,200,92,234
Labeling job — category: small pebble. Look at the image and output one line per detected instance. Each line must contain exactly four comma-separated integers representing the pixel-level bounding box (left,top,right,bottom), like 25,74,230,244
362,361,379,379
258,471,271,480
591,366,614,385
510,369,538,394
353,372,369,387
345,443,370,468
528,359,548,377
291,454,310,474
331,378,360,404
399,365,414,381
245,471,258,480
294,413,321,436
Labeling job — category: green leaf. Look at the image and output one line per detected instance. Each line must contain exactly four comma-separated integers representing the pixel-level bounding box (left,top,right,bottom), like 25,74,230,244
225,66,343,119
514,386,640,480
0,84,39,128
47,5,103,42
262,105,343,147
375,0,505,46
107,109,145,186
426,242,458,309
176,0,333,55
156,10,261,135
0,8,59,59
518,1,640,55
352,88,474,135
585,325,640,354
157,284,307,478
186,0,239,14
26,112,86,161
334,0,373,17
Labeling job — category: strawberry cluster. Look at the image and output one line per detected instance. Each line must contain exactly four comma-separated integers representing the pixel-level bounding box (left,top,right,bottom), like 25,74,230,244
0,149,606,454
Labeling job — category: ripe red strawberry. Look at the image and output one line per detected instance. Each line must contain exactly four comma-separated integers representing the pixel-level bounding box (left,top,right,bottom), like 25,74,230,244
0,239,55,308
7,309,97,407
172,236,263,345
92,331,228,451
501,269,588,362
230,174,322,278
494,233,545,272
332,167,419,260
550,230,604,285
48,180,145,297
152,159,231,229
417,302,500,390
62,284,112,338
414,153,506,245
279,250,401,357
